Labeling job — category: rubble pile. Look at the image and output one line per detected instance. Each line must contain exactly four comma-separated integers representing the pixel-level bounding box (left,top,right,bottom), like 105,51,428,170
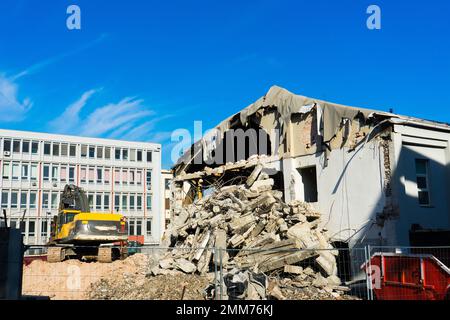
156,164,353,300
88,272,211,300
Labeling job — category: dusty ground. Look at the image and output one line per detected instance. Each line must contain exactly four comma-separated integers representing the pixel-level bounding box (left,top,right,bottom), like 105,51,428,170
22,254,210,300
22,254,150,300
87,273,211,300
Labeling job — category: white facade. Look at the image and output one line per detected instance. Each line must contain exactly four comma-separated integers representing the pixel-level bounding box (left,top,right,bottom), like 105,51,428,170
0,129,162,245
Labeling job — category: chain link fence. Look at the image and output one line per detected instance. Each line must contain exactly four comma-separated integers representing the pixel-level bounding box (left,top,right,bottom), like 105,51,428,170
16,245,450,300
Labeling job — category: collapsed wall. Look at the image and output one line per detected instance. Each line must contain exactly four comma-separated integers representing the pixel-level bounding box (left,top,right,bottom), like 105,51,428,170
157,161,355,300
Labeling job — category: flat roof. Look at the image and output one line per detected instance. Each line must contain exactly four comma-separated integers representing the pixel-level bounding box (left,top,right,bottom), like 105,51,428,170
0,128,161,151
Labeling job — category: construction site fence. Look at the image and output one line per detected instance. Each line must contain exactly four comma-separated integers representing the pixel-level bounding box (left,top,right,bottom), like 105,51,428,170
16,245,450,300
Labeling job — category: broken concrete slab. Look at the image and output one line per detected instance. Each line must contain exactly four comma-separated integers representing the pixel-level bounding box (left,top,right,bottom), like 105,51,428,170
284,265,304,275
174,258,197,274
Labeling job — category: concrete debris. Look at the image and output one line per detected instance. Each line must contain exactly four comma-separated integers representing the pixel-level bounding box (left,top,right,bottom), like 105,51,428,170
284,265,304,275
162,162,356,300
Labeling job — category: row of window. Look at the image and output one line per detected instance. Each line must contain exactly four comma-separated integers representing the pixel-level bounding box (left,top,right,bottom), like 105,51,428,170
0,217,152,239
0,190,153,212
2,138,153,163
2,162,153,188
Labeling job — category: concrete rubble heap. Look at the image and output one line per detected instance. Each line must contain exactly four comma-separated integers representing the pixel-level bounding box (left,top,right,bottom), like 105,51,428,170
156,164,355,300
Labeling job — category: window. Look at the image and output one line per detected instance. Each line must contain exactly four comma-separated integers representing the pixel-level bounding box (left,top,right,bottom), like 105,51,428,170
80,167,87,183
122,170,128,185
122,149,128,160
104,194,110,211
146,151,152,162
1,192,9,208
122,195,127,210
146,171,152,189
61,144,68,156
41,220,48,238
22,164,29,180
299,166,318,203
44,143,51,155
22,141,30,153
42,193,49,210
31,164,37,181
81,145,88,158
51,193,58,209
60,166,67,182
136,220,142,236
2,163,10,179
165,179,171,190
137,150,142,161
13,140,20,153
114,169,120,184
89,146,95,158
129,219,135,236
105,147,111,159
3,139,11,152
114,195,120,212
165,198,170,210
20,192,27,209
11,191,18,208
130,149,136,161
52,166,59,182
136,170,142,185
96,195,102,210
97,168,103,183
130,195,135,211
70,145,76,157
31,142,39,154
115,149,121,160
88,194,94,210
28,220,35,237
416,159,431,206
146,195,152,209
30,193,36,209
97,146,103,159
104,169,110,184
12,163,20,181
69,167,75,183
20,221,25,236
137,195,142,210
88,168,95,183
130,170,135,185
146,220,152,236
52,143,60,156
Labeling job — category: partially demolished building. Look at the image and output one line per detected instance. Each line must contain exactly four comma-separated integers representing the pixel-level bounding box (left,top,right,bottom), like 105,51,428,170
171,86,450,253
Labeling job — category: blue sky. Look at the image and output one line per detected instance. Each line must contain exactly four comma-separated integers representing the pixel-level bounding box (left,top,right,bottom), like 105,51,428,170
0,0,449,168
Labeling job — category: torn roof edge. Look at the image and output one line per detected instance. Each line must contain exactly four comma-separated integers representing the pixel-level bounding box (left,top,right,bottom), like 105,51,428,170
173,85,450,170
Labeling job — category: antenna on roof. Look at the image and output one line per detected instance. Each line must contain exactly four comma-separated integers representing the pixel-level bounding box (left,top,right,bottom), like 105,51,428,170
389,108,394,114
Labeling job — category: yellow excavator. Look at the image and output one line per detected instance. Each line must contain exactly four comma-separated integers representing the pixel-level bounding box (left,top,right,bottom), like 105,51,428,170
47,184,128,263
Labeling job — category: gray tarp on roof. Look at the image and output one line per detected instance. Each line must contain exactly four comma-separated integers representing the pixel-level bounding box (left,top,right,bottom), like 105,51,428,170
174,86,391,170
239,86,383,142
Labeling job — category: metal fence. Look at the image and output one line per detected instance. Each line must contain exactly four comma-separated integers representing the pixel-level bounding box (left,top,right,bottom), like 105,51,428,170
16,245,450,300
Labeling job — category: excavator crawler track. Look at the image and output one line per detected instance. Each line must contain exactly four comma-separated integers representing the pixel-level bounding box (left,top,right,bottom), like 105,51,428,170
97,247,113,263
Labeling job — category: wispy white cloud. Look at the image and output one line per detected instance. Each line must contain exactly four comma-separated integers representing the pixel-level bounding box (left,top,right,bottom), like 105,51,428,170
79,97,154,137
12,34,108,81
48,89,98,133
49,89,174,142
0,74,32,122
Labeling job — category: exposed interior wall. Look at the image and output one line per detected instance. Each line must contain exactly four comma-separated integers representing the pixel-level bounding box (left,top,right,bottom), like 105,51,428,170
284,140,388,246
